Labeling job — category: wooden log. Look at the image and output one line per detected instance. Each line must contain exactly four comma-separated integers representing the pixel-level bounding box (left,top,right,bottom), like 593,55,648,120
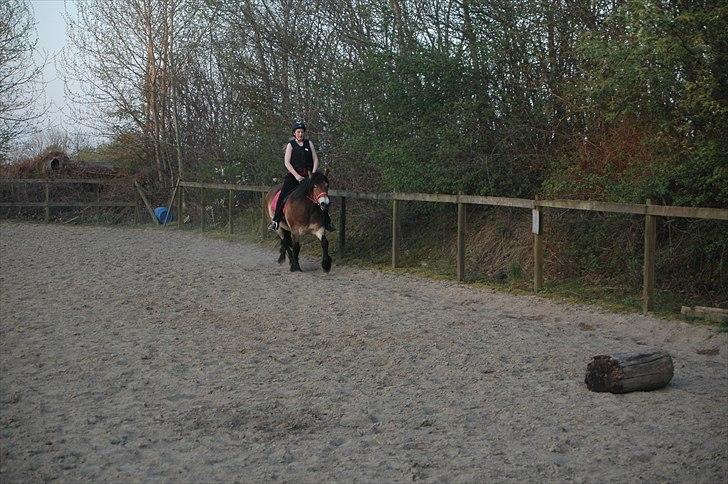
681,306,728,323
585,351,673,393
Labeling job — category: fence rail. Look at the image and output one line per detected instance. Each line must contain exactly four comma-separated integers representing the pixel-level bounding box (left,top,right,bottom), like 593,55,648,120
177,180,728,219
0,201,135,208
176,180,727,314
2,178,129,185
3,178,726,314
0,177,139,222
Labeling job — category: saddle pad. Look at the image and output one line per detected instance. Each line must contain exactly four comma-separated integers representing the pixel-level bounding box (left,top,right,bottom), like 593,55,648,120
269,189,282,214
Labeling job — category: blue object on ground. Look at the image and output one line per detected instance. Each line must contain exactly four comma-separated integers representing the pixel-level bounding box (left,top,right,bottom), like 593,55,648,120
154,206,175,224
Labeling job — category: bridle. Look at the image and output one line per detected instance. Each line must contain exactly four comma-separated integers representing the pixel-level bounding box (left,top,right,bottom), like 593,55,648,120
307,185,329,207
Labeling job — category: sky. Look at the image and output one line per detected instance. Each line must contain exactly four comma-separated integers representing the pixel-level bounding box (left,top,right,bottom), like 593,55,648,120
30,0,90,143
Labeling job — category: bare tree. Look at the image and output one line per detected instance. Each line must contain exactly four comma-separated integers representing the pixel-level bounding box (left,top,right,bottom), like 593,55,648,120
0,0,46,161
62,0,203,183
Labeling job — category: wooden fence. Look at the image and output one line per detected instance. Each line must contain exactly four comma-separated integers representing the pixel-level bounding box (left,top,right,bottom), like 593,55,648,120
0,178,139,223
2,177,725,314
174,180,728,314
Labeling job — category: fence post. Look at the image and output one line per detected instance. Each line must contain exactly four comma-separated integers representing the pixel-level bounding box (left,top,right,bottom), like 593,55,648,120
533,201,543,291
44,182,50,223
457,196,466,282
228,189,233,234
200,187,205,232
177,185,183,228
392,197,400,268
163,179,179,225
643,199,656,313
133,180,156,222
134,190,140,224
338,196,346,255
261,192,268,236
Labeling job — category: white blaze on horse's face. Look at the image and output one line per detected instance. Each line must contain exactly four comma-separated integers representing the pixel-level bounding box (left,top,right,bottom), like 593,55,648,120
318,193,330,209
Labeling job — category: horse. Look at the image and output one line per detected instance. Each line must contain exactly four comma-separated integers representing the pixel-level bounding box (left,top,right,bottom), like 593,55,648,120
264,170,332,272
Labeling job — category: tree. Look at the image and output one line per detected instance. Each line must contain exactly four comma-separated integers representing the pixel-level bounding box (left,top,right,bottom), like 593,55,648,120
0,0,45,161
63,0,203,183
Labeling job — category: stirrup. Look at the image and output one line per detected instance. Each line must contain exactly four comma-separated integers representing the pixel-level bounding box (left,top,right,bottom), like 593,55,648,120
268,221,279,231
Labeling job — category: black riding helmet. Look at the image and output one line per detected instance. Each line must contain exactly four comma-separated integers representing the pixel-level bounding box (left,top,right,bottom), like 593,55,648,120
291,121,306,133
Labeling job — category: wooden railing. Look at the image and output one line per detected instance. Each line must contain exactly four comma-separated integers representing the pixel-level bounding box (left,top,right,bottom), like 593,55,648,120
3,177,724,313
0,178,139,223
174,180,728,314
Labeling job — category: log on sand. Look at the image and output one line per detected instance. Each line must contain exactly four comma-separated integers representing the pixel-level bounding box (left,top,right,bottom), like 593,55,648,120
681,306,728,323
585,351,674,393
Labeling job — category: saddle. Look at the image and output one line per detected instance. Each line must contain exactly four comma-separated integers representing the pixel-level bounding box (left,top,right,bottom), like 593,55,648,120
269,189,284,214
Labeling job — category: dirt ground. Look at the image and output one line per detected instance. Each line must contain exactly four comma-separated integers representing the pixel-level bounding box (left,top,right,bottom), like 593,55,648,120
1,221,726,482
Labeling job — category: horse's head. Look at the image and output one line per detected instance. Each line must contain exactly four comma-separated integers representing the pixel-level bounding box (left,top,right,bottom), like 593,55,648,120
308,170,330,210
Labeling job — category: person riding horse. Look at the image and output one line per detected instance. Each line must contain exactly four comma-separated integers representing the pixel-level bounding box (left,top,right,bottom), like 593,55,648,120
268,121,335,232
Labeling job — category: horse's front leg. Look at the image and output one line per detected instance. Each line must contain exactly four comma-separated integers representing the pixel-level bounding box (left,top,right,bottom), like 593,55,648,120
291,238,302,272
319,233,332,273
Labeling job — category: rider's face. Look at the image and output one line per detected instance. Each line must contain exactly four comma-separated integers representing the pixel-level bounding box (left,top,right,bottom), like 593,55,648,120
294,129,305,141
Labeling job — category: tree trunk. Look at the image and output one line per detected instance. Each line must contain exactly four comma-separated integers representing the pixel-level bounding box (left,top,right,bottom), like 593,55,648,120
585,351,674,394
167,0,184,182
462,0,479,72
388,0,410,53
143,0,163,183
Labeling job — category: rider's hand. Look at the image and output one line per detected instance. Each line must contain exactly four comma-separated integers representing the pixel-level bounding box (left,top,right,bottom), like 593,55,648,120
295,175,304,182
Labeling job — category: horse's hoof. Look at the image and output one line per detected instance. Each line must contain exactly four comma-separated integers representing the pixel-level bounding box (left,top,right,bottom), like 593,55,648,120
322,258,332,273
277,255,286,264
290,265,302,272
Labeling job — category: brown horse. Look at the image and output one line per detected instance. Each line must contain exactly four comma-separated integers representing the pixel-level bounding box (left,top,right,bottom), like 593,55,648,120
264,170,332,272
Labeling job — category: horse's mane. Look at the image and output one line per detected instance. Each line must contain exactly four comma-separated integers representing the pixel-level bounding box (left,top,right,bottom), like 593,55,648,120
288,171,329,201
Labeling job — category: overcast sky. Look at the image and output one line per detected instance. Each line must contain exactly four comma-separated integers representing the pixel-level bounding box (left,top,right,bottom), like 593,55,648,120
31,0,91,142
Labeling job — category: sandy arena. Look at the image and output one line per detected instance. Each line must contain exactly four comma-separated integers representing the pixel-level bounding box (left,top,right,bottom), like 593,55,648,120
1,221,726,482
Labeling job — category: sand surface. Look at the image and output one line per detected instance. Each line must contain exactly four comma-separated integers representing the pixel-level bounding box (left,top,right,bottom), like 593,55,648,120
1,221,726,482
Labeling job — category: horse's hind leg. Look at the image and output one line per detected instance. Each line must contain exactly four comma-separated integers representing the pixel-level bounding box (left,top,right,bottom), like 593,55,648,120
282,230,296,269
320,234,332,272
291,240,302,272
277,232,286,264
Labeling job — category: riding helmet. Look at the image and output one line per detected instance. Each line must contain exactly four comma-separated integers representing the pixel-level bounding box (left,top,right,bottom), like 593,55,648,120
291,121,306,133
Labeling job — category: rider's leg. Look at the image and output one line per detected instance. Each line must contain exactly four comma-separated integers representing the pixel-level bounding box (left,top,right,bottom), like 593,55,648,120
269,174,298,230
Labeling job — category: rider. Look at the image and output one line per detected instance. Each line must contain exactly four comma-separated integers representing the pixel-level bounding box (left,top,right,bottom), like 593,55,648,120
268,121,335,231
